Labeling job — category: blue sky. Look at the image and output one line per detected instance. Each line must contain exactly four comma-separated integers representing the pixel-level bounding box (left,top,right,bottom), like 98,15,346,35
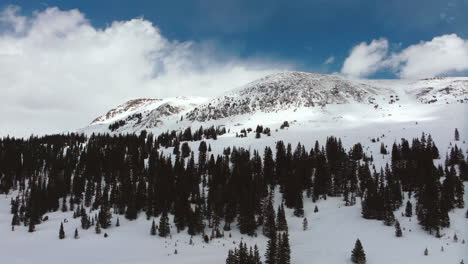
3,0,467,78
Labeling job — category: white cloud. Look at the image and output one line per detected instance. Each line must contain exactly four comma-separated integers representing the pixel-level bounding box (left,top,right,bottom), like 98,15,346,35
341,39,389,78
341,34,468,79
0,6,288,137
324,56,335,65
388,34,468,79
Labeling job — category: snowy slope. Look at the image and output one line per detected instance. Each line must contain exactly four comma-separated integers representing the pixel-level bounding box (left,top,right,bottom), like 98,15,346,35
79,72,468,137
83,96,208,134
2,71,467,264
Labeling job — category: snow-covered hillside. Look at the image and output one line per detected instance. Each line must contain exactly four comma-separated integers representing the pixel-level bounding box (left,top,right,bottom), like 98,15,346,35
2,71,467,264
79,72,468,137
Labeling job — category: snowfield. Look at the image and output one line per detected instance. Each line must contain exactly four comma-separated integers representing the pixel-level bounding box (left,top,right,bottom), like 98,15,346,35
2,72,467,264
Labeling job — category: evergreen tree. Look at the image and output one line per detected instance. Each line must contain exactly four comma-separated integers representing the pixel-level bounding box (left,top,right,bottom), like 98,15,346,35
276,204,288,232
351,239,366,264
424,248,428,256
158,211,171,237
59,223,65,239
28,220,35,233
278,232,291,264
99,205,112,228
395,220,402,237
74,228,79,239
265,231,277,264
302,217,308,231
150,219,157,236
405,200,413,217
95,221,101,234
262,198,276,238
81,210,90,229
455,128,460,141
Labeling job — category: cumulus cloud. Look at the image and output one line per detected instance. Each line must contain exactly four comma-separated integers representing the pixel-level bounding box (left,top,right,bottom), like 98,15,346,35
388,34,468,78
341,34,468,79
341,39,388,78
0,6,288,137
324,56,335,65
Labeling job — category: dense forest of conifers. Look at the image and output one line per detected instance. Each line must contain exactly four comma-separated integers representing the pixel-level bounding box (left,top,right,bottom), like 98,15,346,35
0,129,466,245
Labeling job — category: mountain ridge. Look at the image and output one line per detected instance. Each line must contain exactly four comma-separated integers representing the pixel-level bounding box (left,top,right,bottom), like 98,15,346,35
80,71,468,135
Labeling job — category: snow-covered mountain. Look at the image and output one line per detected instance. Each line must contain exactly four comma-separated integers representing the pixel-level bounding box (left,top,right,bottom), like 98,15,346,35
4,71,468,264
80,71,468,135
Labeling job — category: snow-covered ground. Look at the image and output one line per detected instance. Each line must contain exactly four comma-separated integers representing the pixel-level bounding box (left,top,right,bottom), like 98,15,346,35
2,72,467,263
2,103,467,264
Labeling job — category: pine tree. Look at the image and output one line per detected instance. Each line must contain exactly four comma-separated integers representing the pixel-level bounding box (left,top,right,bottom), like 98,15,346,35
424,248,428,256
28,219,35,233
74,228,79,239
99,205,112,229
59,223,65,239
265,231,277,264
263,197,276,238
116,217,120,227
81,211,89,229
95,221,101,234
314,205,319,213
302,218,308,231
351,239,366,264
405,200,413,217
395,220,402,237
278,232,291,264
150,219,157,236
455,128,460,141
158,210,171,237
276,204,288,232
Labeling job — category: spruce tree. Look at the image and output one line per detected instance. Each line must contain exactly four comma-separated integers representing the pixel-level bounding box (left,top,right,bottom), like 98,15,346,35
99,205,112,229
150,219,157,236
314,205,319,213
158,210,170,237
351,239,366,264
265,231,277,264
278,232,291,264
455,128,460,141
59,223,65,239
276,204,288,231
95,221,101,234
28,219,35,233
263,198,276,238
302,217,308,231
395,220,402,237
424,248,428,256
81,211,89,229
74,228,79,239
405,201,413,217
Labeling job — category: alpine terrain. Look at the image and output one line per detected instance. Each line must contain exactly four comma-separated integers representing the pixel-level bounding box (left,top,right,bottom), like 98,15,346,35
1,71,467,264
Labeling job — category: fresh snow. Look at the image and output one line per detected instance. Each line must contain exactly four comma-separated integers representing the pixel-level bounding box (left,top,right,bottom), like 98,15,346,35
2,72,467,264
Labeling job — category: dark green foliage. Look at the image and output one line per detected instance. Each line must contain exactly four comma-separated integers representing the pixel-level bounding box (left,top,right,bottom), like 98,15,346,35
0,131,453,240
74,228,79,239
395,220,402,237
276,204,288,232
95,221,101,234
59,223,65,239
351,239,366,264
99,206,112,228
405,201,413,217
158,211,170,237
150,219,157,235
226,241,262,264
